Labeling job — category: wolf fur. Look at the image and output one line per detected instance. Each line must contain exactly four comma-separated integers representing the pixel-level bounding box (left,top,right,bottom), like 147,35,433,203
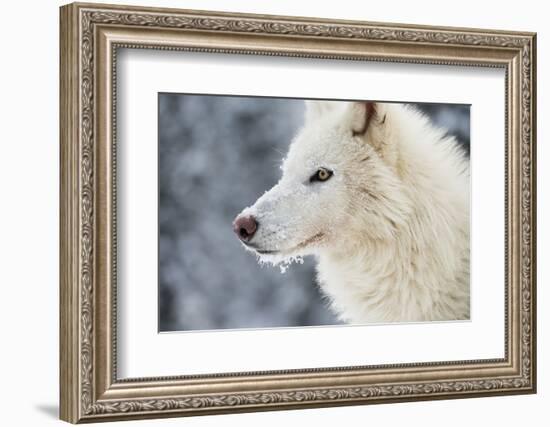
234,100,470,323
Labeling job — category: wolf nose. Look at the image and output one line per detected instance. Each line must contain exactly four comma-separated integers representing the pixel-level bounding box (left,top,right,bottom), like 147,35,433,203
233,215,258,242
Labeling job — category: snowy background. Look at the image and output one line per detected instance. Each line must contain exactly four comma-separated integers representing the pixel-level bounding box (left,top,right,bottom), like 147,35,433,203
158,94,470,332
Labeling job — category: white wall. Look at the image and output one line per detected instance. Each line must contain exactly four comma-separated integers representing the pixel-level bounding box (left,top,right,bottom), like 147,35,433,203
0,0,545,426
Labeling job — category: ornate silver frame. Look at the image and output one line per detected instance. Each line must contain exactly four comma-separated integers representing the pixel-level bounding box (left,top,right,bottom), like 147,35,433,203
60,2,537,423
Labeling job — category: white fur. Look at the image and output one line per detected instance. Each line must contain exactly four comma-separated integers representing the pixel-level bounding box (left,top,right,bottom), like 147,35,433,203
235,101,470,324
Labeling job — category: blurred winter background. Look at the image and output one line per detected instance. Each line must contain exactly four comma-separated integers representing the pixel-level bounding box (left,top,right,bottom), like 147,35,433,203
158,94,470,332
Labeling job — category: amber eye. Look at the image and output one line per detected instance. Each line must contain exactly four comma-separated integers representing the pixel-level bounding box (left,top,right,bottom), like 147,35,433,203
310,167,333,183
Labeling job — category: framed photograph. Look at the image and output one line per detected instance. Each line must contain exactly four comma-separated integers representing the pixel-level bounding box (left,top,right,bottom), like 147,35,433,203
60,2,537,423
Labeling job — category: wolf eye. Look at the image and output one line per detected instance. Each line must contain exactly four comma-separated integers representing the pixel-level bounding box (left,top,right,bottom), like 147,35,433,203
310,167,333,183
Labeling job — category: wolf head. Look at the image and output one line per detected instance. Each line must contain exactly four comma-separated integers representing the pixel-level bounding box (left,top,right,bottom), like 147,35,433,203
233,100,414,264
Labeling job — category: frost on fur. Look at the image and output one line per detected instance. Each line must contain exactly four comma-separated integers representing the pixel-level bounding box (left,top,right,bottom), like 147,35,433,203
233,100,470,324
254,253,305,274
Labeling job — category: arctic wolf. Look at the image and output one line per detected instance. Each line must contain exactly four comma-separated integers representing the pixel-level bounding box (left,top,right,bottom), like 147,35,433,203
233,100,470,323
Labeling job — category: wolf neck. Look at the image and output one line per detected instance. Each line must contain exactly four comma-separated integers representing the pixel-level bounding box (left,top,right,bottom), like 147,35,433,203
317,220,469,324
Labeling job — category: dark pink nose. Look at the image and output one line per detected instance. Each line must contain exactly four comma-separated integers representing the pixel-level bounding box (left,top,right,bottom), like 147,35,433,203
233,215,258,242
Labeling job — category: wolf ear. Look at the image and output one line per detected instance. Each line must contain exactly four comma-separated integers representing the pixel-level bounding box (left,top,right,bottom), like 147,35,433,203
305,100,339,122
350,101,377,137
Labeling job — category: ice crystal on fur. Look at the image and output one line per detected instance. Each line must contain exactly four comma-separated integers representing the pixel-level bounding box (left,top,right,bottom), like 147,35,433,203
253,251,305,274
278,256,304,274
